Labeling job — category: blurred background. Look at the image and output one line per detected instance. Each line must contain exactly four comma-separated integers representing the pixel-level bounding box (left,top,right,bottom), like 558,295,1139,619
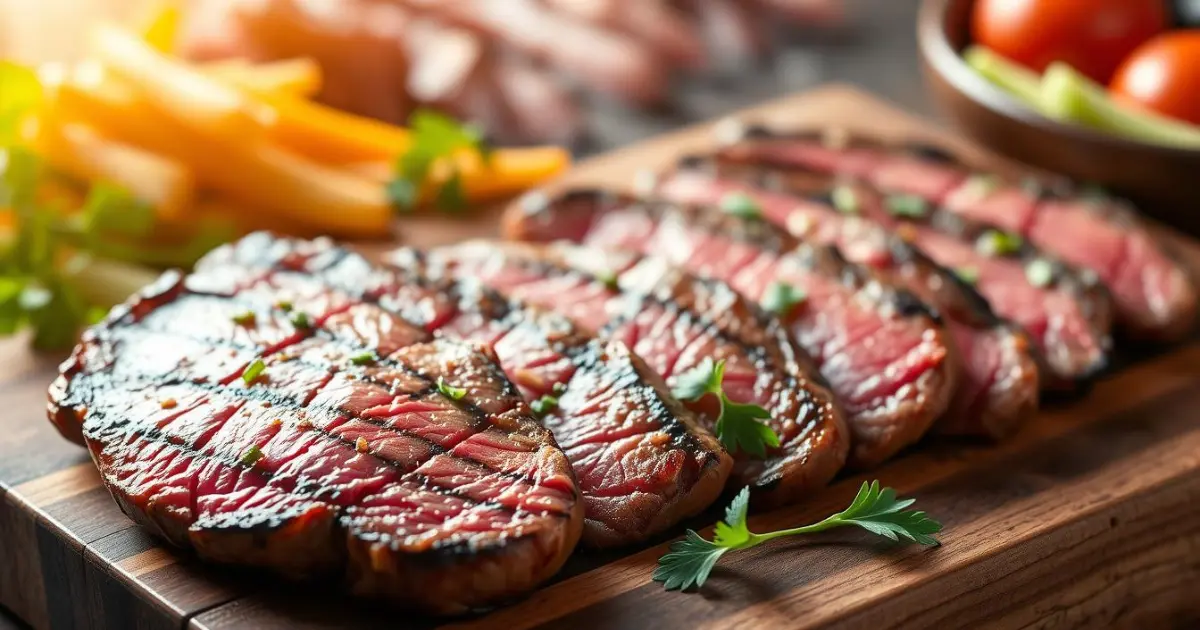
0,0,930,154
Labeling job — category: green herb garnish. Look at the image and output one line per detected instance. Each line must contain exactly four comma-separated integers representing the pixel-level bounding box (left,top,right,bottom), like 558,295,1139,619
976,230,1024,257
349,352,376,366
953,266,980,285
531,395,559,417
761,282,806,318
275,300,293,312
595,270,620,291
290,312,311,329
653,481,942,591
239,444,265,467
719,193,762,220
1025,258,1055,288
831,185,859,214
552,382,567,394
673,358,779,458
884,194,930,218
242,359,267,385
437,376,467,401
390,109,490,213
232,311,256,326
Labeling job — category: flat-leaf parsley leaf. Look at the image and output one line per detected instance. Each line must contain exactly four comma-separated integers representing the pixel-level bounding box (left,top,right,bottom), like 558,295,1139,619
673,358,780,458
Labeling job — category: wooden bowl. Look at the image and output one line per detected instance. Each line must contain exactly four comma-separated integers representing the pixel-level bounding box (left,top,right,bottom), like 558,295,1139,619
918,0,1200,235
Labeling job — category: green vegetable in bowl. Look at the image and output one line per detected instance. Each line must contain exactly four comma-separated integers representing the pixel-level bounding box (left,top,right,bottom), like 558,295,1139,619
964,45,1200,149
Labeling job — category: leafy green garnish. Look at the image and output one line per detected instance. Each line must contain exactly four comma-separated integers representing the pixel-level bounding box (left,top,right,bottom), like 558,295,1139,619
437,376,467,401
953,266,979,285
239,444,264,467
232,311,256,326
594,269,619,291
349,351,376,366
673,358,779,458
975,229,1024,257
831,185,859,214
531,395,559,417
289,311,311,329
653,481,942,591
1025,258,1055,288
719,193,762,220
242,359,267,385
761,282,806,318
390,109,489,213
884,194,930,218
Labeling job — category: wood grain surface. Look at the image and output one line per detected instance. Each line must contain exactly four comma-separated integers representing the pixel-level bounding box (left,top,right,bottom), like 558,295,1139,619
2,85,1200,630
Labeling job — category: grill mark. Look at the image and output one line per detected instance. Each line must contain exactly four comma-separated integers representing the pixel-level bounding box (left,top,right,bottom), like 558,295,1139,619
67,292,549,496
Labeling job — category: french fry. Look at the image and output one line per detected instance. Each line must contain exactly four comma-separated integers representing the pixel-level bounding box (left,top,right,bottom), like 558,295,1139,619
257,90,411,163
45,68,393,239
28,118,195,219
348,145,570,205
87,23,274,139
203,58,323,98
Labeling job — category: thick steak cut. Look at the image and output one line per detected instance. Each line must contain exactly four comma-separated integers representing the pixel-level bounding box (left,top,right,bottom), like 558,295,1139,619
48,276,581,615
716,128,1196,340
192,233,731,547
392,241,850,506
658,158,1112,392
515,189,1037,440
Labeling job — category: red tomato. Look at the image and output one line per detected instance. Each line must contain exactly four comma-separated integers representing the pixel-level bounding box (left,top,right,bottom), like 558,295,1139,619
972,0,1167,83
1111,31,1200,126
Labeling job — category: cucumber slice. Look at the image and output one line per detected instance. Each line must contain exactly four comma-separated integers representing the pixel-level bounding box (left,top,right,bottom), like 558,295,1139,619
964,46,1043,108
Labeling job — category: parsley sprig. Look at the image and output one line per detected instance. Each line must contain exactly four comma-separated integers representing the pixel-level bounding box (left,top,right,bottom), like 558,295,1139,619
673,358,780,458
388,110,490,213
654,481,942,591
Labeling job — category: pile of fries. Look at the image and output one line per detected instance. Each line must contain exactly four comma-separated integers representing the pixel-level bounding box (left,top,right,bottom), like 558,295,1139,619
28,19,571,239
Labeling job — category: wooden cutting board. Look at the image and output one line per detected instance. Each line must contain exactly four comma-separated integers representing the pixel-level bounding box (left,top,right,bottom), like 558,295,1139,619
3,85,1200,630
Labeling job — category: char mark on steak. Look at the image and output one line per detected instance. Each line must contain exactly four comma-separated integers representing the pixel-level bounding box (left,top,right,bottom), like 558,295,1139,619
48,264,582,615
189,233,732,548
391,240,850,506
659,155,1111,393
504,198,953,469
713,126,1196,341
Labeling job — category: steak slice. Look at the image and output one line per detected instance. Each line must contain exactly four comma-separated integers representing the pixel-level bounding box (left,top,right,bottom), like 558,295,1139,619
716,127,1197,340
391,240,850,505
505,198,953,468
658,157,1112,392
48,271,582,615
191,233,731,547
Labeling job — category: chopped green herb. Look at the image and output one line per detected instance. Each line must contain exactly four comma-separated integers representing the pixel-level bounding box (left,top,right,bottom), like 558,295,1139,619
232,311,256,326
531,395,559,417
349,352,376,366
653,481,941,592
720,193,762,220
1025,258,1055,288
831,185,859,214
595,270,620,291
673,358,779,458
954,266,980,285
275,301,293,312
437,376,467,401
761,282,807,318
552,381,567,395
885,194,930,218
390,109,491,213
239,444,264,467
960,174,1000,199
242,359,267,385
290,312,311,329
976,230,1024,257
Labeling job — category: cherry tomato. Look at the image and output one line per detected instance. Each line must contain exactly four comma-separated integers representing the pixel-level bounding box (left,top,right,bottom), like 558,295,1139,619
972,0,1167,83
1111,31,1200,126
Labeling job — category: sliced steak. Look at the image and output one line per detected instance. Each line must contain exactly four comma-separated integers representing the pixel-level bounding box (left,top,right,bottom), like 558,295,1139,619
658,157,1112,392
506,199,954,467
716,127,1197,340
391,240,850,504
184,233,732,547
48,275,581,614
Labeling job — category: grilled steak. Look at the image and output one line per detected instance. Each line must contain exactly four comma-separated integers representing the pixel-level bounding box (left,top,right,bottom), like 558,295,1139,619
392,240,849,505
506,198,954,467
187,233,732,547
658,158,1112,392
48,276,581,615
716,128,1197,340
